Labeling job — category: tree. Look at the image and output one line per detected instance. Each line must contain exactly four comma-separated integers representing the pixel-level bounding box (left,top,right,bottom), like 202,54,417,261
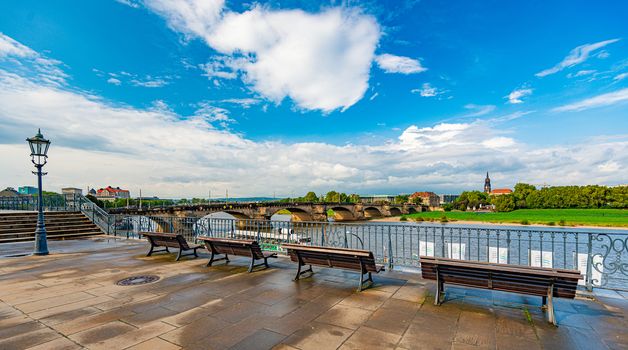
347,194,361,203
493,194,516,212
303,191,318,202
394,195,409,204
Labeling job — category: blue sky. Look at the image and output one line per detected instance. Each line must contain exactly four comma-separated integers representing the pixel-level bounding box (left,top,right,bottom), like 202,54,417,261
0,0,627,197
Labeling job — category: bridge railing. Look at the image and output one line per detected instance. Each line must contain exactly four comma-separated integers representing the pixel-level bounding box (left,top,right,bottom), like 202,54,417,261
105,214,628,292
0,194,82,212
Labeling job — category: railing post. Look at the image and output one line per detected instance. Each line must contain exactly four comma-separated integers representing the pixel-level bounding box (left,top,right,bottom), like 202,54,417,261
387,226,394,269
586,233,593,292
441,226,445,257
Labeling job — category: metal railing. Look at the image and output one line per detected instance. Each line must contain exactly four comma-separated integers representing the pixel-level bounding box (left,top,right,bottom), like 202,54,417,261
2,194,627,292
105,215,628,292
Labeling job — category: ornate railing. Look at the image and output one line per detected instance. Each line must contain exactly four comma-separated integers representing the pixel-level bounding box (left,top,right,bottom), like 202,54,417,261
2,194,627,291
104,215,628,292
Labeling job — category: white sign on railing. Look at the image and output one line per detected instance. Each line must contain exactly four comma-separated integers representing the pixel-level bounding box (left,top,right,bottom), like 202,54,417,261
576,253,603,287
419,240,434,257
530,249,553,268
447,242,466,260
489,247,508,264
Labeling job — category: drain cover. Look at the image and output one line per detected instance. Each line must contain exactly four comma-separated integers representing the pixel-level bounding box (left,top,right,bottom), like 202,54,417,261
116,275,160,286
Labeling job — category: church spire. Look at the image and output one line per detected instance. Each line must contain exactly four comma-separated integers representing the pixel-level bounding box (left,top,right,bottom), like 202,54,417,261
484,172,491,193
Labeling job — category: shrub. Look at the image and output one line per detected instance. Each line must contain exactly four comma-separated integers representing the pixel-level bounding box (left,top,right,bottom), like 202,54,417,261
547,221,555,226
520,219,530,225
559,219,566,226
440,215,449,223
414,216,424,222
400,216,408,221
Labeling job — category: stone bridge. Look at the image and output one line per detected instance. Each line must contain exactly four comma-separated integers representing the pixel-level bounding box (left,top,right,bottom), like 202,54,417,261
109,202,423,222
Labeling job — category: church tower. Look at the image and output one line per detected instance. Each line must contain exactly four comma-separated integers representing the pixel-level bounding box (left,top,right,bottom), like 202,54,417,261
484,172,491,194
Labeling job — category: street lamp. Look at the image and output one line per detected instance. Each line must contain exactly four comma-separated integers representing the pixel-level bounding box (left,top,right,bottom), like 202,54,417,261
26,129,51,256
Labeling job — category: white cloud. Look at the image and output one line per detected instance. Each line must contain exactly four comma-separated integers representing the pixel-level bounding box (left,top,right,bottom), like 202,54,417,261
116,0,141,8
507,88,532,104
463,104,496,117
375,54,427,74
0,33,37,58
369,92,379,101
144,0,224,39
107,77,121,85
567,70,596,78
130,77,169,88
1,71,626,196
553,88,628,112
219,98,261,108
1,40,626,197
0,33,67,85
536,39,620,77
146,2,380,112
411,83,442,97
614,73,628,81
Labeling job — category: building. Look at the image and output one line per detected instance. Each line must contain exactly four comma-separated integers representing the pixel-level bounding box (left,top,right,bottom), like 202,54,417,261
96,186,130,201
359,195,396,204
18,186,38,195
88,188,97,196
439,194,460,204
61,187,83,196
0,187,20,196
484,172,492,193
490,188,513,196
409,191,441,207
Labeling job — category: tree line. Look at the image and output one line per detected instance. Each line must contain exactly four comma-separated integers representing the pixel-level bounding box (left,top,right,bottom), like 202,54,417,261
451,184,627,212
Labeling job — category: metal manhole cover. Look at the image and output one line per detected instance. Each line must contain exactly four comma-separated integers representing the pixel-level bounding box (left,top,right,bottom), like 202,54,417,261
116,275,160,286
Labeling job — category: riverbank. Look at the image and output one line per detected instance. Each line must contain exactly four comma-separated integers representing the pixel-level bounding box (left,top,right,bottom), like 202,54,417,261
372,208,628,229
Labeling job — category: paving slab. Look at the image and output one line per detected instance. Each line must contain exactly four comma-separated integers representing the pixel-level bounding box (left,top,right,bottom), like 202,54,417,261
0,238,626,350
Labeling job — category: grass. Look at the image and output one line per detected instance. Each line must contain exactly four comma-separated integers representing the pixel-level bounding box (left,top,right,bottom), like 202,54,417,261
401,209,628,228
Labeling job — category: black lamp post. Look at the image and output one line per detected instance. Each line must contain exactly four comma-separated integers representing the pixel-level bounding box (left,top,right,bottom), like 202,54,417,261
27,129,51,256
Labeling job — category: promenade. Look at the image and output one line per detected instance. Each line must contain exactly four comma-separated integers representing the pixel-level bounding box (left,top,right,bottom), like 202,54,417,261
0,238,626,349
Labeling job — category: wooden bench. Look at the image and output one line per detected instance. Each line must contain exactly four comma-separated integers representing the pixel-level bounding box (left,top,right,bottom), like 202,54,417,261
420,256,582,325
197,237,277,272
141,232,202,261
282,244,384,291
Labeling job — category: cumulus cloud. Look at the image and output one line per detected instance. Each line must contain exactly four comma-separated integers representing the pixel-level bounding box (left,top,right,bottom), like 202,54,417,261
536,39,620,77
553,88,628,112
1,36,626,197
375,54,427,74
507,88,532,104
411,83,443,97
145,2,380,112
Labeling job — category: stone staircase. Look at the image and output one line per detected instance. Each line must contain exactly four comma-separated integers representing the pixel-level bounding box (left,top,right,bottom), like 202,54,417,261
0,211,103,243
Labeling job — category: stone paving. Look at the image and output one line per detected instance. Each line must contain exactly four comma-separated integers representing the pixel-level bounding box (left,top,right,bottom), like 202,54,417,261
0,237,627,350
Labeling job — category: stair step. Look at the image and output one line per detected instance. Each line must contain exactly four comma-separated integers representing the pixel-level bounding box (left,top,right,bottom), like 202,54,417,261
0,224,98,234
0,232,103,243
0,218,92,227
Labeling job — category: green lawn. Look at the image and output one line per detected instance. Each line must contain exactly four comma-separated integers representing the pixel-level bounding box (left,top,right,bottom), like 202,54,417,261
401,209,628,228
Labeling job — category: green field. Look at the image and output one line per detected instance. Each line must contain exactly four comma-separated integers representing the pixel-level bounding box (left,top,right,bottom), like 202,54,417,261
401,209,628,228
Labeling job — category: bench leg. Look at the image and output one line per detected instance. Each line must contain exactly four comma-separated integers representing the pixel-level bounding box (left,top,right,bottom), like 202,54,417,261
176,250,182,261
147,246,168,257
357,272,374,292
294,263,313,281
207,252,229,267
542,296,547,309
434,272,444,306
248,257,255,273
547,285,556,326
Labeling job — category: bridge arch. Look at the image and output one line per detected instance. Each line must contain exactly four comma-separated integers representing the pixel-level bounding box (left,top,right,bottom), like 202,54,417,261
267,207,313,222
407,207,417,214
388,207,402,216
363,206,383,219
328,207,356,221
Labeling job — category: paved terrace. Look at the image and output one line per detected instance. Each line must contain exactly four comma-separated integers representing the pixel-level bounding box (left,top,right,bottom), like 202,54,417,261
0,238,627,350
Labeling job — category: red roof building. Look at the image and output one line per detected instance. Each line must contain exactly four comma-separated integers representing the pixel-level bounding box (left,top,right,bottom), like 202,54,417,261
96,186,130,200
490,188,513,196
